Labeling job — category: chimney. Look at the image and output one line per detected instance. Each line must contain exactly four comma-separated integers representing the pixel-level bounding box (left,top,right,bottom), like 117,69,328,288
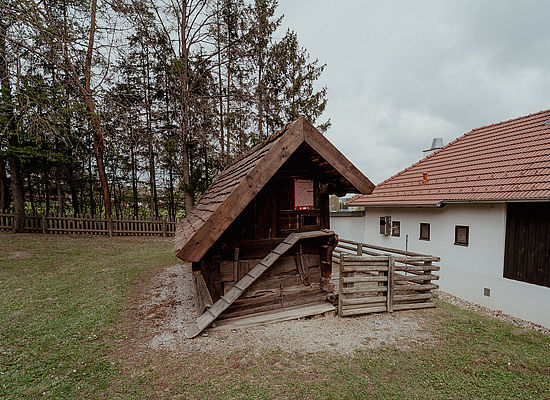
423,137,443,158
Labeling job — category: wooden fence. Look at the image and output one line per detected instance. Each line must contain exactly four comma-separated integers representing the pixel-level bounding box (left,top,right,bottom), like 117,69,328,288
0,213,177,237
334,239,440,316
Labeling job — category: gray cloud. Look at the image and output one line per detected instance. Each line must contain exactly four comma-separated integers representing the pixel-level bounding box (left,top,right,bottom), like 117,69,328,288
278,0,550,184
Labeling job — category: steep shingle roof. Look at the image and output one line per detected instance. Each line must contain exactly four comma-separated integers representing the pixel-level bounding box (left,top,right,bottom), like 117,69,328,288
175,117,374,262
349,109,550,207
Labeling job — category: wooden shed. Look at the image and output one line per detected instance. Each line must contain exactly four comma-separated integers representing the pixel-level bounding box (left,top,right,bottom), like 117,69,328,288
176,117,374,337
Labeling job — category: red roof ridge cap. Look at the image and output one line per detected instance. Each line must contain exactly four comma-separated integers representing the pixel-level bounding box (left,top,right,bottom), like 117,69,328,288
468,108,550,133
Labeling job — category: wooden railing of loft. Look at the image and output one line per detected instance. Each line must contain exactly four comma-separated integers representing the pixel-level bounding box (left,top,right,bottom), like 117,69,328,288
333,238,440,316
0,212,176,237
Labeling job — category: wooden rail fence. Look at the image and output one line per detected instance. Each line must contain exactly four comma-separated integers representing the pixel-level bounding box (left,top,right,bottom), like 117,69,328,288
0,213,176,237
334,239,440,316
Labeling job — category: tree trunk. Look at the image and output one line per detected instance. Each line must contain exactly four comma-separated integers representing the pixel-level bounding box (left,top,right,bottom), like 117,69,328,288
9,154,24,232
88,157,96,217
168,164,175,221
44,168,50,214
27,172,36,214
56,165,63,215
68,166,79,216
61,0,112,217
130,143,138,218
0,155,8,212
182,141,193,215
179,0,194,215
0,21,25,232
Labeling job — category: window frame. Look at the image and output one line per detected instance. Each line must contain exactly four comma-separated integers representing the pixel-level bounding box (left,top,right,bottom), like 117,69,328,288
454,225,469,246
419,223,430,241
391,220,400,237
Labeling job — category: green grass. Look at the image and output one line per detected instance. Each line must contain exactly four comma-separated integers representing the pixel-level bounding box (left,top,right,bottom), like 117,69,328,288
1,233,549,399
0,233,175,399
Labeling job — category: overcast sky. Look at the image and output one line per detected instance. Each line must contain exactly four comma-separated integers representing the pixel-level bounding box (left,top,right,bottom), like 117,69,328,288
276,0,550,185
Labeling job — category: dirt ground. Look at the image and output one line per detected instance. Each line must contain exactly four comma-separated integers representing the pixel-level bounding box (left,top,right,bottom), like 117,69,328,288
127,263,438,356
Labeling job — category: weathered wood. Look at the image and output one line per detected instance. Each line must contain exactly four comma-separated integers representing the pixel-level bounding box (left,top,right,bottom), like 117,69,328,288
340,305,387,316
341,275,388,283
393,274,439,282
210,302,336,331
341,296,387,306
341,265,389,272
392,302,436,310
387,257,395,312
302,119,374,194
0,212,176,236
393,283,439,291
185,231,331,338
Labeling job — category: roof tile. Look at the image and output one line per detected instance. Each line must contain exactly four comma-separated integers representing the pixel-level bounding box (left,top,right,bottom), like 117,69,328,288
350,109,550,206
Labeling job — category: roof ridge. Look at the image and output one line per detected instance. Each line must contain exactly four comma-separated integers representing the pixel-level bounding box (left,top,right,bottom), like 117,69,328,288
469,108,550,133
226,120,295,168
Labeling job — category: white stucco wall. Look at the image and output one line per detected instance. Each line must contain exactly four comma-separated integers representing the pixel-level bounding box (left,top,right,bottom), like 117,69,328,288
336,204,550,328
330,212,365,241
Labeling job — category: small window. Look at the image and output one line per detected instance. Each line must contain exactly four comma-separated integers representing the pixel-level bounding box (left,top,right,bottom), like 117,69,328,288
302,214,318,227
455,225,469,246
391,221,400,237
419,223,430,240
380,216,391,235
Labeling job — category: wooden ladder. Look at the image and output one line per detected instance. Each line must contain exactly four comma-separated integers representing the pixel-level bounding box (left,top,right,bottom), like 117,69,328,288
185,230,333,338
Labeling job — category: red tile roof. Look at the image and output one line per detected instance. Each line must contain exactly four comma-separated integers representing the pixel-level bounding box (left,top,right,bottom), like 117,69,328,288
349,109,550,207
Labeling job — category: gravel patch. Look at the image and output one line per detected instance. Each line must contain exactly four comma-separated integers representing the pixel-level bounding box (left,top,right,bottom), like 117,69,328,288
436,291,550,335
138,264,436,355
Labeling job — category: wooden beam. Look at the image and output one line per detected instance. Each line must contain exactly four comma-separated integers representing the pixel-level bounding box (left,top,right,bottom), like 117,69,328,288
175,119,304,262
302,118,375,194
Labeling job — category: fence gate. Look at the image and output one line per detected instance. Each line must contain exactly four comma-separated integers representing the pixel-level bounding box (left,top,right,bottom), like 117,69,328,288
337,254,439,316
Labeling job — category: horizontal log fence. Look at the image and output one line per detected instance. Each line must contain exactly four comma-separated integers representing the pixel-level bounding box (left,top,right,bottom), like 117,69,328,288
0,212,176,237
334,238,440,316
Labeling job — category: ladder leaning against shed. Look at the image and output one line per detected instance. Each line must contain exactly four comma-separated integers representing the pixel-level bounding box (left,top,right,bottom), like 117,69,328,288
185,230,333,338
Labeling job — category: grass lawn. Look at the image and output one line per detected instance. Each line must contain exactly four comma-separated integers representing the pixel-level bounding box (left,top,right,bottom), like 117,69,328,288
1,233,549,399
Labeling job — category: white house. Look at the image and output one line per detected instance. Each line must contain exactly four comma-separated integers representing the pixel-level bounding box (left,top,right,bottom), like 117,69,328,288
333,109,550,328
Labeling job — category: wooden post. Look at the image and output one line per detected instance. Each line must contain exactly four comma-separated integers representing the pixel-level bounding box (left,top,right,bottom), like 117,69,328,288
338,252,344,315
41,214,47,234
356,243,363,256
162,220,167,237
424,260,433,302
387,256,394,313
233,247,240,283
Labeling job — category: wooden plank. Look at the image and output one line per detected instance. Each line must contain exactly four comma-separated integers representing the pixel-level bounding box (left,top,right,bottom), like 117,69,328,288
341,296,387,306
342,255,391,262
341,265,389,272
393,274,439,282
210,302,336,331
303,118,374,194
394,264,440,271
341,286,387,294
394,293,434,302
175,119,304,262
185,231,325,338
341,275,388,283
393,283,439,291
392,302,436,311
340,305,387,316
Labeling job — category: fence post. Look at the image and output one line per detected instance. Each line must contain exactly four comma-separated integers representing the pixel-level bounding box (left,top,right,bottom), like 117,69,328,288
356,243,362,256
108,217,113,237
387,256,394,313
162,220,167,237
424,260,433,299
338,252,344,315
41,214,47,234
